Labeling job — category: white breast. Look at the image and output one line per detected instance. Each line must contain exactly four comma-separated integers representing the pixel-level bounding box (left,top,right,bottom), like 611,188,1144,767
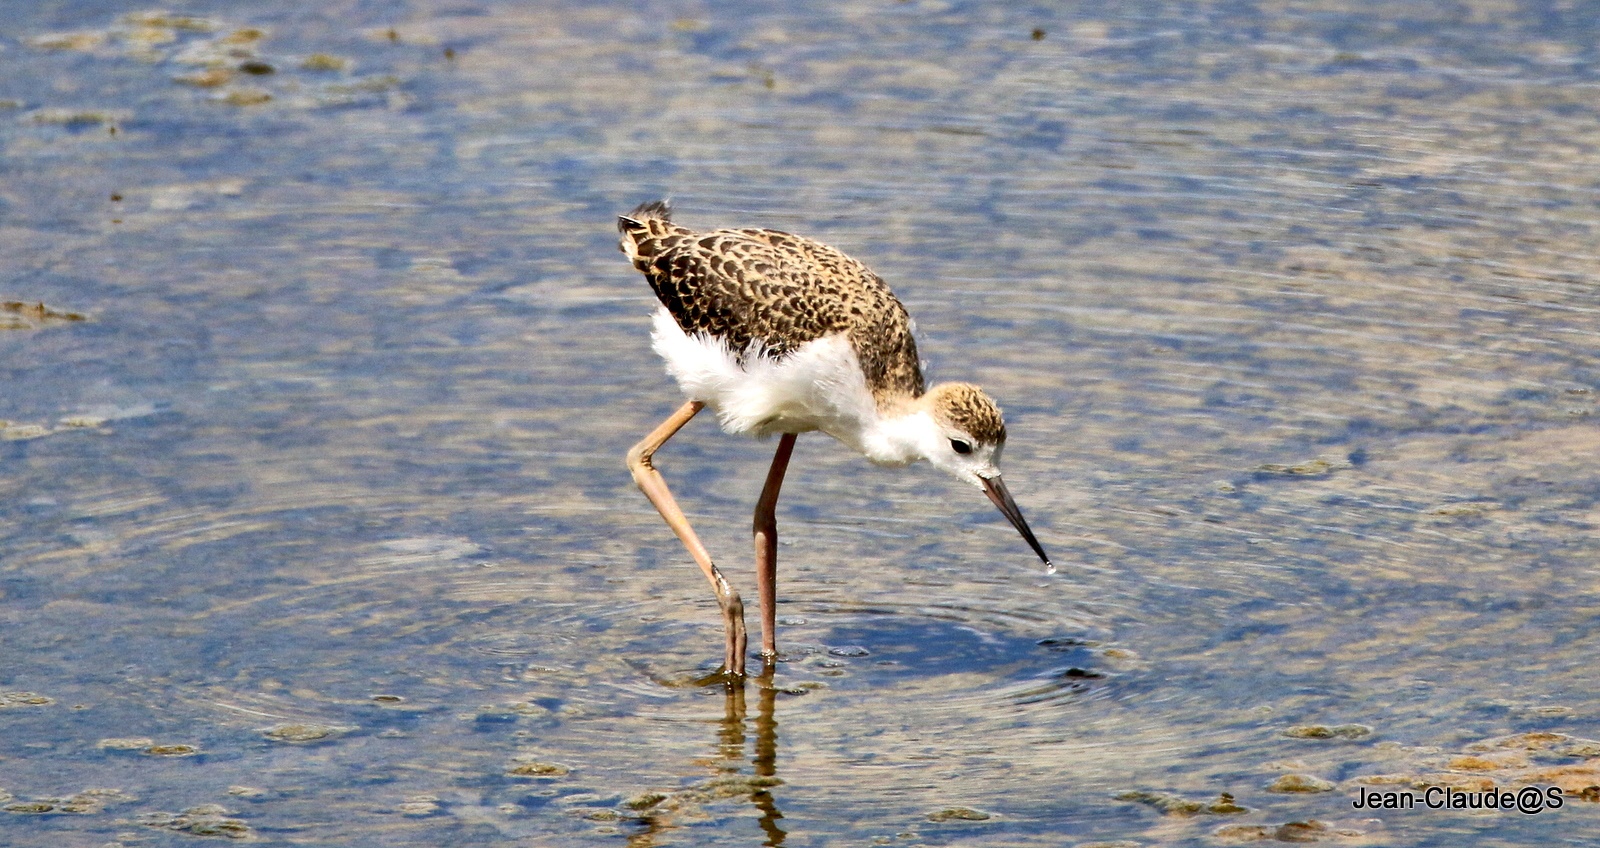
649,307,882,447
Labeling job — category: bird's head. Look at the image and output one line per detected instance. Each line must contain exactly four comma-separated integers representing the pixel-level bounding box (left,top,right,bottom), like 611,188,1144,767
914,382,1008,485
912,383,1052,568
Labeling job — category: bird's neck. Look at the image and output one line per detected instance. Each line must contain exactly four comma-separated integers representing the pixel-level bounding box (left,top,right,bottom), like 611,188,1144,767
856,399,936,467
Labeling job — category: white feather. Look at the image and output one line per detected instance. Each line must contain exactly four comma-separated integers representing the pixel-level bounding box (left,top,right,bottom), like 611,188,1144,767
650,307,926,465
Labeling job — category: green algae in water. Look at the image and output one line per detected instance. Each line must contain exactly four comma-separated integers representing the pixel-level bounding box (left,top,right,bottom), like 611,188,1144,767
143,743,200,757
24,108,131,127
5,801,58,814
262,723,350,743
1468,731,1599,755
302,53,349,71
1283,724,1373,740
1,301,86,329
0,785,128,815
1117,790,1250,816
507,761,570,777
0,692,55,708
1267,774,1336,793
696,775,783,799
1212,823,1272,842
926,807,991,822
1254,457,1348,476
122,11,220,32
1275,820,1332,842
1115,789,1205,815
624,792,667,811
139,805,251,839
1213,819,1364,843
1208,792,1249,814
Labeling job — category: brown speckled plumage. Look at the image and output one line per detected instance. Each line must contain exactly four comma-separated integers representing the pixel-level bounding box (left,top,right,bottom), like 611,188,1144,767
619,200,926,406
926,383,1007,446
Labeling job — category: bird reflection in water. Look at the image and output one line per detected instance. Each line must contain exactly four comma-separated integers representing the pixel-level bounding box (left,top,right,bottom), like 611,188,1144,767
625,669,786,847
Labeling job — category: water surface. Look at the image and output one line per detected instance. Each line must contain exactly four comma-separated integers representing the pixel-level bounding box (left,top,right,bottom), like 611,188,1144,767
2,1,1598,845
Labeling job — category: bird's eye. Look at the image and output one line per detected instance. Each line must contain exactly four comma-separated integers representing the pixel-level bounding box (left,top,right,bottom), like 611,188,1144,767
950,438,973,455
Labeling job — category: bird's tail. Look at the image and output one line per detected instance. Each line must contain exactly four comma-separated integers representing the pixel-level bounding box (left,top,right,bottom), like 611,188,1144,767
618,200,678,270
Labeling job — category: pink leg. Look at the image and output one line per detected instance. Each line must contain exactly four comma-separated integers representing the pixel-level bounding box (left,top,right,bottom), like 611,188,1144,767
752,433,797,663
627,401,748,677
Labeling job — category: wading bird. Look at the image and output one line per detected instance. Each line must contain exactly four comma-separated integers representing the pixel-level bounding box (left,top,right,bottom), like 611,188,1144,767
620,201,1049,676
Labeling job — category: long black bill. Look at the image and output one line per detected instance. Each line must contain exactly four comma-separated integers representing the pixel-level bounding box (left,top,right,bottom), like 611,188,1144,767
980,475,1052,570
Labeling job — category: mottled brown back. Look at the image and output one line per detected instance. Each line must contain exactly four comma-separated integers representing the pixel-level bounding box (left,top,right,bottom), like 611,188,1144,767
619,201,925,402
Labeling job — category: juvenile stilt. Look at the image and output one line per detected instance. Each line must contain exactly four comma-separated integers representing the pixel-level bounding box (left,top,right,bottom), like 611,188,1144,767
619,201,1051,676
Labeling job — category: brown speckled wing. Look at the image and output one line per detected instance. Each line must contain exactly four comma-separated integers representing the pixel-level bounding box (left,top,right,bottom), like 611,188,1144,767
620,204,925,403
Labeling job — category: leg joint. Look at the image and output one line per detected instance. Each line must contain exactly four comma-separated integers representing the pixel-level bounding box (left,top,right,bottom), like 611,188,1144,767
625,441,653,475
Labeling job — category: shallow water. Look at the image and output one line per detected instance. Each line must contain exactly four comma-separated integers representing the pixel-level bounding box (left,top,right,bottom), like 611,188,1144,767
2,1,1598,845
